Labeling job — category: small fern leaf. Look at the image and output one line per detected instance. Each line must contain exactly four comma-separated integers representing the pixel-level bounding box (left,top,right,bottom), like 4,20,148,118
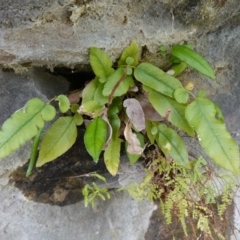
84,117,108,162
134,62,183,98
185,97,239,175
174,88,189,104
157,124,189,167
147,89,194,136
104,138,121,176
36,116,77,167
118,39,139,67
56,94,70,113
171,45,215,80
103,68,134,97
90,47,114,78
0,98,51,159
82,78,99,104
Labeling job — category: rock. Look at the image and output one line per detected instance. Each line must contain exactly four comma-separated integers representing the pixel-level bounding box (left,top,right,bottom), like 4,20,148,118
0,67,156,240
1,0,240,239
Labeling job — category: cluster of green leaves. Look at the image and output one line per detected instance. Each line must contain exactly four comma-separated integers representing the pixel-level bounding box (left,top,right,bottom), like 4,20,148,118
124,157,235,238
0,40,239,179
82,173,110,208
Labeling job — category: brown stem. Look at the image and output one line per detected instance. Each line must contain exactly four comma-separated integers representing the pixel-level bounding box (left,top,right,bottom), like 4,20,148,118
107,69,127,107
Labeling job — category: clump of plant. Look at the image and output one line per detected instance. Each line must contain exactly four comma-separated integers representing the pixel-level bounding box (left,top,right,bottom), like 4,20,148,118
0,40,239,237
123,156,236,239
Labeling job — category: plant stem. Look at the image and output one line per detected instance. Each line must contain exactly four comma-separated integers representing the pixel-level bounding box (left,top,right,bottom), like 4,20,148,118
26,127,44,177
108,69,127,106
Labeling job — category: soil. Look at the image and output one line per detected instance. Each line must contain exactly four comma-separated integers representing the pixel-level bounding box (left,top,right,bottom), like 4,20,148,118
10,128,107,206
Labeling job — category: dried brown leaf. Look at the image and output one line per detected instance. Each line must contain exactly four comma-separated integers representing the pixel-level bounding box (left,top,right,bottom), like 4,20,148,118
124,121,144,155
123,98,145,131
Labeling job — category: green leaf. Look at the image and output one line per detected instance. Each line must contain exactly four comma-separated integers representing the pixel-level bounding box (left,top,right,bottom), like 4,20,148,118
84,117,108,162
156,124,189,167
185,97,239,175
118,40,139,67
174,88,189,104
108,97,122,115
79,100,104,118
159,45,167,56
73,113,83,126
126,67,133,75
146,120,156,144
171,45,215,80
169,62,187,77
126,132,144,164
126,57,134,65
41,104,56,121
71,104,80,113
36,116,77,167
90,47,114,77
56,94,70,113
134,62,183,98
99,77,107,83
103,68,134,97
104,138,121,176
0,98,52,159
109,114,121,140
147,89,194,136
82,78,99,104
94,83,109,105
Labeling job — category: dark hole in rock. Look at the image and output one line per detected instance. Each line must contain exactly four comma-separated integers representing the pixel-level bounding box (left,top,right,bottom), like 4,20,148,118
10,129,109,206
10,66,109,206
48,66,95,91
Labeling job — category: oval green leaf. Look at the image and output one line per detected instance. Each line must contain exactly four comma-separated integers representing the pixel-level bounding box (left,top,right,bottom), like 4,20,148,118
73,113,83,126
56,94,70,113
185,97,239,175
41,104,56,121
169,62,187,77
94,83,109,105
174,88,189,104
134,62,183,98
103,68,134,97
79,100,104,118
118,40,139,67
104,138,121,176
156,124,189,167
82,78,99,104
84,117,108,162
146,120,156,144
147,89,194,136
71,104,80,113
171,45,215,80
36,116,77,167
90,47,114,77
0,98,50,159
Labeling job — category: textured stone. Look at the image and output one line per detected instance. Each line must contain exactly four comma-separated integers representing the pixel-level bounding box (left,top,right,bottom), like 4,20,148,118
1,0,240,239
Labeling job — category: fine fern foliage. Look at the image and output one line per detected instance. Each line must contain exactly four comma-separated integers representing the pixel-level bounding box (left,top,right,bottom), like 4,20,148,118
171,45,216,80
0,98,56,159
0,39,238,238
36,116,77,167
0,40,238,177
186,97,240,175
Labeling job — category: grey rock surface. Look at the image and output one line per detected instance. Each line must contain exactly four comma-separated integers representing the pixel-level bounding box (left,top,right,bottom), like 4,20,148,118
1,0,240,239
0,69,156,240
